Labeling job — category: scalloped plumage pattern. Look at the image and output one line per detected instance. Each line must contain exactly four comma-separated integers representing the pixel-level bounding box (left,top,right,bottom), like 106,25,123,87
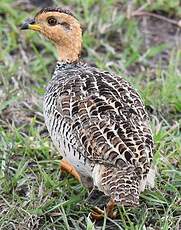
44,61,154,206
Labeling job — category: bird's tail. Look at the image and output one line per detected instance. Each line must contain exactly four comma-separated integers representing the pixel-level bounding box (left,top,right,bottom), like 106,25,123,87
93,165,140,207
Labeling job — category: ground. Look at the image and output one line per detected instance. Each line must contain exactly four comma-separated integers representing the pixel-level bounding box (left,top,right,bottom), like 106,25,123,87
0,0,181,229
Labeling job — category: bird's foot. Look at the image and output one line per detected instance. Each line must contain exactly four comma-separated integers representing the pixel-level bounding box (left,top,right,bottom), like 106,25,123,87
60,159,80,181
106,198,117,219
91,206,104,221
90,198,117,221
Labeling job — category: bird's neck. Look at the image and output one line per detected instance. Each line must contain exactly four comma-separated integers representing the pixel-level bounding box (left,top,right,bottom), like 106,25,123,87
56,41,81,63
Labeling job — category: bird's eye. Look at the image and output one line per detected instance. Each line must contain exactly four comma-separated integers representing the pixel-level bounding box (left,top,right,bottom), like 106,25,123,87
47,17,57,26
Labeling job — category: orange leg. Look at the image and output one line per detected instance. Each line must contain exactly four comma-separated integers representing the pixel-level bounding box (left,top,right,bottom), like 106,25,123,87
60,159,80,181
106,198,117,219
91,198,117,221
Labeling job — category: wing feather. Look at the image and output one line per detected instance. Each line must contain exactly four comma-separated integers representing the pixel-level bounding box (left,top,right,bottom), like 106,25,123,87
44,66,153,178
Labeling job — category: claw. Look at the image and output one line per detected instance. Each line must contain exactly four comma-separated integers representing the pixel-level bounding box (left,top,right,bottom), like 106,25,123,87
90,206,104,221
90,198,117,221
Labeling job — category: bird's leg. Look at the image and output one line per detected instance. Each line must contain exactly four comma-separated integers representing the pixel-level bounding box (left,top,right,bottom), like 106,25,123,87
60,159,80,181
91,198,117,221
106,198,117,219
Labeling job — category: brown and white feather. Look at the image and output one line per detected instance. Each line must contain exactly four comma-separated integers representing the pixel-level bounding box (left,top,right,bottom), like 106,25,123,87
44,62,154,206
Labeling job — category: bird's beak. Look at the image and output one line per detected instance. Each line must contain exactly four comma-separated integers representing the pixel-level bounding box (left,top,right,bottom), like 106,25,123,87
20,18,41,31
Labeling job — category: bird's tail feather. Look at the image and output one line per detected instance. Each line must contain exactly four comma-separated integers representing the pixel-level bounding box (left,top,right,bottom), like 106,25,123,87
96,165,140,206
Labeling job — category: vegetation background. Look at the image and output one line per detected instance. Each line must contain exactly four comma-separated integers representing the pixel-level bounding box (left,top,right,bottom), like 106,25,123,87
0,0,180,229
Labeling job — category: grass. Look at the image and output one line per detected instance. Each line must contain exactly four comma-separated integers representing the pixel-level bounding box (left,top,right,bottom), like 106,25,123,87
0,0,181,229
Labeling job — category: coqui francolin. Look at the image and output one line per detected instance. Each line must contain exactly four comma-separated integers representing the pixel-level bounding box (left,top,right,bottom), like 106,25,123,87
21,7,155,219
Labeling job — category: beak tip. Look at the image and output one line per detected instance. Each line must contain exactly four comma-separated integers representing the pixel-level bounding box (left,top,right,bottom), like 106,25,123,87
20,18,35,30
20,23,29,30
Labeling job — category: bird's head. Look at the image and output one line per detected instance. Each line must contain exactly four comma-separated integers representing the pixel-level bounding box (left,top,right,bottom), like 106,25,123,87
21,7,82,62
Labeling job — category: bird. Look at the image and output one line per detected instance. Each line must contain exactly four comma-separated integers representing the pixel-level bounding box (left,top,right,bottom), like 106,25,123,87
21,7,155,218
